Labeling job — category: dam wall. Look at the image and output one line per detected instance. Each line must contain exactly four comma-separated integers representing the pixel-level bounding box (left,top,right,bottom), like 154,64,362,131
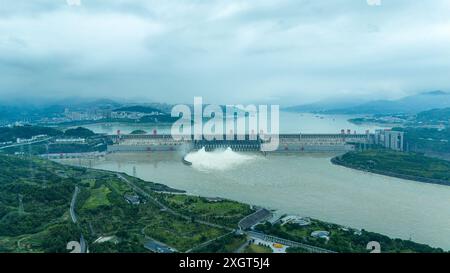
107,133,370,153
275,143,355,153
107,143,193,153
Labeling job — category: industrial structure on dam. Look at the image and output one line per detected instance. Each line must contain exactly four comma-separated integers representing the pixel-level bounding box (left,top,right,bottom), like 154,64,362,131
107,129,404,153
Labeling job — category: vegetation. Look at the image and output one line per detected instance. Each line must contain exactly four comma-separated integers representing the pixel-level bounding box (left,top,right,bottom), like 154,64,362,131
130,130,147,135
416,108,450,124
112,106,178,124
0,154,247,253
244,243,273,253
255,220,445,253
0,126,62,142
0,125,107,155
395,127,450,155
193,234,247,253
0,155,82,252
348,116,405,125
157,194,254,228
139,115,178,123
286,247,311,253
333,150,450,186
0,152,447,253
64,127,95,138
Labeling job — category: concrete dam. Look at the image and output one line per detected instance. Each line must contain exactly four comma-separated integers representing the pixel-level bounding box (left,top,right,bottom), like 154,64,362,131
107,132,379,153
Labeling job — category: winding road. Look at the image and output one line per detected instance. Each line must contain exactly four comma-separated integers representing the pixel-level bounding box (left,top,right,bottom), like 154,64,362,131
70,186,87,253
116,173,233,231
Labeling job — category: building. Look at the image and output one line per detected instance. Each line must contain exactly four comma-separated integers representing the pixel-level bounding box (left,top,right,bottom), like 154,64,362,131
279,215,311,226
375,129,404,151
16,134,48,144
205,197,224,202
55,138,86,144
124,194,140,205
311,231,330,240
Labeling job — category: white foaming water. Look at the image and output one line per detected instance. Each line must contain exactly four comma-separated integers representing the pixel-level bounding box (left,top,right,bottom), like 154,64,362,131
184,147,256,172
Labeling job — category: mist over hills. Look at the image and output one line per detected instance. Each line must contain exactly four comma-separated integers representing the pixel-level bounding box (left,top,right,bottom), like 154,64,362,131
285,91,450,115
1,90,450,125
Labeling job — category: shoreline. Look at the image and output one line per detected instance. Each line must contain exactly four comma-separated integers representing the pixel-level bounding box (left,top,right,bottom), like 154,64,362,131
55,154,450,250
331,156,450,187
39,120,175,129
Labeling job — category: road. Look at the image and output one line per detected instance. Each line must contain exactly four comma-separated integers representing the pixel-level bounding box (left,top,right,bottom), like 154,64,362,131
247,231,336,253
238,208,272,230
70,186,80,223
116,173,233,231
69,186,87,253
0,137,52,150
18,194,24,214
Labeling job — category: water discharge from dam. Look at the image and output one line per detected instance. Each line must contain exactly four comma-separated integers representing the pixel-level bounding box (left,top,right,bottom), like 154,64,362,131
184,147,257,172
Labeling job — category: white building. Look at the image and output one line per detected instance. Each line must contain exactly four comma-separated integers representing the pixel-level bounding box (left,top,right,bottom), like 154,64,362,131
55,138,86,144
375,129,404,151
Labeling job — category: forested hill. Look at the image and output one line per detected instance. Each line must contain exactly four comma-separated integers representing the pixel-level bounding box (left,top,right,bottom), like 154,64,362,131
0,126,62,142
0,154,81,252
0,154,186,252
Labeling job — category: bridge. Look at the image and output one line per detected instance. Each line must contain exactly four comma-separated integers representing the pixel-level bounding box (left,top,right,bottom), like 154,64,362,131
238,208,273,230
107,132,380,153
247,231,336,253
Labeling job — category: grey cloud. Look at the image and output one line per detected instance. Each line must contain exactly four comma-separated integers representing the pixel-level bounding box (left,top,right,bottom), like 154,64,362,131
1,0,450,105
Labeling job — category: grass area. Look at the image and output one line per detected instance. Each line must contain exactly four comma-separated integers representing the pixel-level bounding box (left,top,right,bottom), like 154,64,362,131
82,185,111,210
333,150,450,185
193,234,247,253
244,244,273,253
142,213,226,252
76,177,232,252
0,154,239,253
157,194,254,228
286,247,312,253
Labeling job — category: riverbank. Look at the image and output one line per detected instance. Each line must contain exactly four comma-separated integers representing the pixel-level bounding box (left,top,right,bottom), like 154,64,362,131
46,120,175,129
64,151,450,249
331,150,450,186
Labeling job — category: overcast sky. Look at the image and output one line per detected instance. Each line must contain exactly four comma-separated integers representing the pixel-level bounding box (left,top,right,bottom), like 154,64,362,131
1,0,450,105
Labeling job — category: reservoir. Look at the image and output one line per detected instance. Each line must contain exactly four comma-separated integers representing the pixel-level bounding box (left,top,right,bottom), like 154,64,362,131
80,112,385,135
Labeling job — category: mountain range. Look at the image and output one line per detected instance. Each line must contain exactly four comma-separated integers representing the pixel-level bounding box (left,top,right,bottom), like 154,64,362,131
285,91,450,114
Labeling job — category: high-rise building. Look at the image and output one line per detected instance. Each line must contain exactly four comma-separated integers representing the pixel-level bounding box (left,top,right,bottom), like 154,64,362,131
375,130,404,151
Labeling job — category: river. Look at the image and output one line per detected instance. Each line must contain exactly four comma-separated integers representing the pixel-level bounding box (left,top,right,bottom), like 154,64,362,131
79,112,384,135
61,112,450,250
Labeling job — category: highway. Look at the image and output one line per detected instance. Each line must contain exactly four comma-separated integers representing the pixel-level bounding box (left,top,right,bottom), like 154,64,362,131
0,137,52,150
247,231,336,253
70,186,87,253
70,186,80,223
238,208,272,230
